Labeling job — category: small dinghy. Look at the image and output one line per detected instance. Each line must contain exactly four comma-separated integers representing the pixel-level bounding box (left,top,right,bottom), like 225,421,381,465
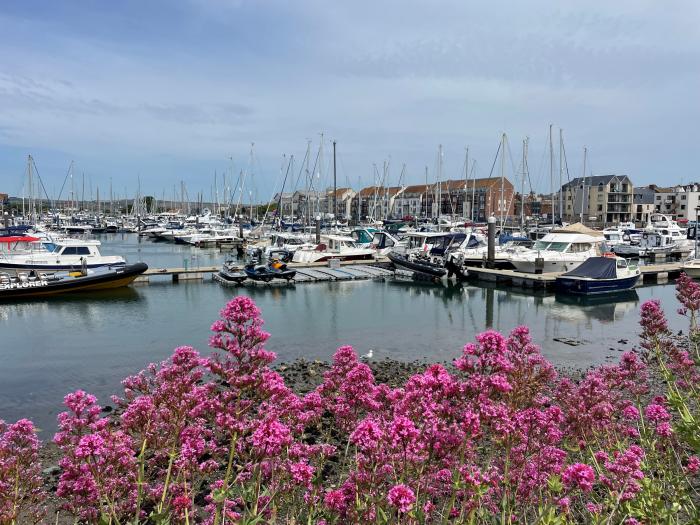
0,262,148,300
388,252,447,278
555,255,640,295
217,260,248,284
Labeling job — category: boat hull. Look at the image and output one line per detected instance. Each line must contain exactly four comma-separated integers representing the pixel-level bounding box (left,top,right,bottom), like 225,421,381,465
0,263,148,300
555,274,640,295
388,252,447,278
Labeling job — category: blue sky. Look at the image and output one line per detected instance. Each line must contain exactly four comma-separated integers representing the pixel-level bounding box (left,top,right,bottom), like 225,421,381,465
1,0,698,203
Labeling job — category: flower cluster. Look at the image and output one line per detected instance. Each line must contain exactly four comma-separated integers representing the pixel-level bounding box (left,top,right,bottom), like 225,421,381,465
5,292,700,523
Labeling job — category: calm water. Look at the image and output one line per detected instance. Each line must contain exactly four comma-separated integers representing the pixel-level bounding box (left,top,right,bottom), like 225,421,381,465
0,234,685,434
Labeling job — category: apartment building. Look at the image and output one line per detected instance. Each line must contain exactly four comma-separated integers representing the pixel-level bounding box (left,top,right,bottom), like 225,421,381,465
560,175,633,225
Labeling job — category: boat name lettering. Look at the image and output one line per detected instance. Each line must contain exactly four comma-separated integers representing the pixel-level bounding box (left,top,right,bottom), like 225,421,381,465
0,281,49,290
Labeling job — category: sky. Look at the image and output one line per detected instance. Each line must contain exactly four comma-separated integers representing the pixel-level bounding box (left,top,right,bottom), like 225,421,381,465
1,0,698,203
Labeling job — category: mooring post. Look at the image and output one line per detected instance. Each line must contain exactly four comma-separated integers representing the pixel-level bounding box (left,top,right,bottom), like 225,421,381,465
487,216,496,269
315,215,321,244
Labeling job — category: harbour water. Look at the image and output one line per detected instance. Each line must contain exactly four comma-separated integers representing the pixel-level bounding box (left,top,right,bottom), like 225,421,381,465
0,234,686,434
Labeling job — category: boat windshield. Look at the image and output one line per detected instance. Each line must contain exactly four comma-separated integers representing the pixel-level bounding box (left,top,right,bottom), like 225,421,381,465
534,241,569,252
42,242,59,253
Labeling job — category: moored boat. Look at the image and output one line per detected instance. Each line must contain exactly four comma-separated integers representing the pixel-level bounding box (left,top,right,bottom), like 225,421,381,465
388,252,447,278
0,262,148,300
216,261,248,284
555,256,640,295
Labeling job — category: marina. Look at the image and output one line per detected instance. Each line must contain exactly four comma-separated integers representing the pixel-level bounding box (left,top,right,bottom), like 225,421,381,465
0,231,692,434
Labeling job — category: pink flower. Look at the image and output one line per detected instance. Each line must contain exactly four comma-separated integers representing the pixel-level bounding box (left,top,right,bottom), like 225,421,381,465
252,418,292,456
562,463,595,493
324,489,347,512
350,418,384,452
387,484,415,513
644,403,670,423
622,405,640,420
290,461,315,486
686,455,700,474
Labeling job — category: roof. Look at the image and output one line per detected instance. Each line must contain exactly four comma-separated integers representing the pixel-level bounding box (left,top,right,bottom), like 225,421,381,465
551,222,604,237
325,187,354,198
356,186,402,197
402,184,432,194
562,174,632,191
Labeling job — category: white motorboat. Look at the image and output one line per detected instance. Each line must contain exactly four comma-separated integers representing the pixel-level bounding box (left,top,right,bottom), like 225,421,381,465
263,232,315,258
292,235,374,263
613,230,678,257
508,224,606,273
0,236,125,271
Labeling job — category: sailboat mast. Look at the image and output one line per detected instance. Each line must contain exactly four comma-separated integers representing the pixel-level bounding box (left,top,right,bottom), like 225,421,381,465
580,147,588,223
559,128,564,221
549,124,554,223
333,140,337,225
463,147,469,220
521,138,528,232
500,133,506,228
436,145,442,219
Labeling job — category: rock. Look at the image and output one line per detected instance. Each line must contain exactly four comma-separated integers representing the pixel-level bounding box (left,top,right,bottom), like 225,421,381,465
102,405,113,413
43,465,60,476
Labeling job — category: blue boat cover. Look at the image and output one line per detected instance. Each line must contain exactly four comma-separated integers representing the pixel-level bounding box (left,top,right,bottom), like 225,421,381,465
562,257,617,279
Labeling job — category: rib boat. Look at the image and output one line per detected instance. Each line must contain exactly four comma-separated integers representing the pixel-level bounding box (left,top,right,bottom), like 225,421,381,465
0,262,148,300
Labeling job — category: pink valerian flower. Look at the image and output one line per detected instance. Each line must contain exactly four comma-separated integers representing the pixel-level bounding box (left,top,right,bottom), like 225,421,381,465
290,461,315,486
622,405,640,420
350,418,384,453
557,496,571,512
324,488,348,513
251,417,292,456
644,403,671,423
686,455,700,474
387,484,416,513
598,445,646,501
315,346,384,431
0,419,46,524
639,299,669,348
676,273,700,329
562,463,595,493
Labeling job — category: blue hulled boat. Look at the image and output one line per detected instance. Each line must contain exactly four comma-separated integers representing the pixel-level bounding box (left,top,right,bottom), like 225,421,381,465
555,256,640,295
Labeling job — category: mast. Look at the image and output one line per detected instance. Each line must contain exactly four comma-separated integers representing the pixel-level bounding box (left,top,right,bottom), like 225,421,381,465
500,133,506,228
471,160,476,222
333,140,337,226
437,144,442,219
549,124,554,223
521,138,528,232
559,128,564,222
580,147,588,223
463,147,469,220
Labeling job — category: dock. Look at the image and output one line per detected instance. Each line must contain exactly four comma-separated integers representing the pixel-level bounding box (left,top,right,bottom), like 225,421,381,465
465,262,683,290
134,258,393,284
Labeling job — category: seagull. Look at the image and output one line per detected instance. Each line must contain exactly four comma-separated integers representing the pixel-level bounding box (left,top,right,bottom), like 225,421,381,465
360,349,374,361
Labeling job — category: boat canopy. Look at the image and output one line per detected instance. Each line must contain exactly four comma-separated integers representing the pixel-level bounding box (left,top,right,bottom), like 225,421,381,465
0,236,40,243
562,257,617,279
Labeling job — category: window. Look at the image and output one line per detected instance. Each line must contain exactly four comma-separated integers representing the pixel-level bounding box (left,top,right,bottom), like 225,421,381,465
681,205,686,210
682,195,687,200
61,246,91,255
597,205,603,211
